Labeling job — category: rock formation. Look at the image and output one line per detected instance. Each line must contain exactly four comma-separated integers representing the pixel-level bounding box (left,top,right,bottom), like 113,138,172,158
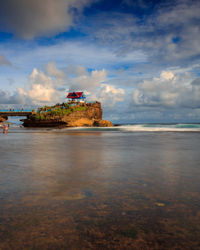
22,102,112,127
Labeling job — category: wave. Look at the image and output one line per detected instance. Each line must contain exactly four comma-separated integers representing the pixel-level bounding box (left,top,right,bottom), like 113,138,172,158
2,123,200,133
116,124,200,132
66,123,200,132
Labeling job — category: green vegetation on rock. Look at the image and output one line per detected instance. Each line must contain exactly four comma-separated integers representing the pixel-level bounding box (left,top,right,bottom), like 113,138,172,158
120,228,138,239
31,103,87,121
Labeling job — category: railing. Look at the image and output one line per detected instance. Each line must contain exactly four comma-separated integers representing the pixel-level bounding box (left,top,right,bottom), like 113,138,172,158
0,110,32,117
0,110,32,112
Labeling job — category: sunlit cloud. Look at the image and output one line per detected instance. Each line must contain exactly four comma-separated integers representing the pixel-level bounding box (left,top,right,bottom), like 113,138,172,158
132,70,200,109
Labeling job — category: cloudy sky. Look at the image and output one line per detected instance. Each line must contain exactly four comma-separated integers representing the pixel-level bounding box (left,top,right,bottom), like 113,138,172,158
0,0,200,123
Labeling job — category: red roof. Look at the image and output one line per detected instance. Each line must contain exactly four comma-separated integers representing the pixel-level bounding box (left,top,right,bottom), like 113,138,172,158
67,92,84,99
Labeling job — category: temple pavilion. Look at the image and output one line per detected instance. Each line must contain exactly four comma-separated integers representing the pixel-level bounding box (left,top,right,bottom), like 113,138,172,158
66,91,86,103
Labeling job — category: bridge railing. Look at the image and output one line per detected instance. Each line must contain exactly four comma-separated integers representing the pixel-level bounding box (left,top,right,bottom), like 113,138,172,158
0,110,33,112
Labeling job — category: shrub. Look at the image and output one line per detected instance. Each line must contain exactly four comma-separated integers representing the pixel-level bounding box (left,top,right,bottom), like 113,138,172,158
32,103,87,120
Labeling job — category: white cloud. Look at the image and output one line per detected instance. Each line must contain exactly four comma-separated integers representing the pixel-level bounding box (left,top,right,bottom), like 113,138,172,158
0,62,125,108
18,68,62,105
0,40,146,76
69,67,107,91
160,71,174,80
132,70,200,109
89,84,125,107
46,62,66,80
0,89,29,105
156,0,200,27
83,0,200,66
66,66,125,107
0,66,63,106
0,0,93,39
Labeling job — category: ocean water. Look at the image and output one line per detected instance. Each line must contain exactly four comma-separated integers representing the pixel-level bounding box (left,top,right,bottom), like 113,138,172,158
0,122,200,249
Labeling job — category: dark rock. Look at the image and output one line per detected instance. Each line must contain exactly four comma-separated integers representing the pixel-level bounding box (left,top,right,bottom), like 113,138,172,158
93,119,113,127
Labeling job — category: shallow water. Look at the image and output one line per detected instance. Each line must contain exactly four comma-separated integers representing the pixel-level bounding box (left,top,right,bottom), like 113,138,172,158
0,126,200,249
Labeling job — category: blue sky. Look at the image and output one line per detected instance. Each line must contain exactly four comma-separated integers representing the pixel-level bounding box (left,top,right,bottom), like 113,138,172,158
0,0,200,123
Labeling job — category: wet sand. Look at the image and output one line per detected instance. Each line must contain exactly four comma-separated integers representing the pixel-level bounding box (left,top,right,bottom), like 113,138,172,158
0,129,200,249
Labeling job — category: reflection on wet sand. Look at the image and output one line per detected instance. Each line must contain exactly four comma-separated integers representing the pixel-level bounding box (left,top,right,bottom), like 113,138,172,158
0,131,200,249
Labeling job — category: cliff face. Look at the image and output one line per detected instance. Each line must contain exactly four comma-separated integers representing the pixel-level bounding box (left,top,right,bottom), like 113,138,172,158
61,102,103,126
22,102,112,127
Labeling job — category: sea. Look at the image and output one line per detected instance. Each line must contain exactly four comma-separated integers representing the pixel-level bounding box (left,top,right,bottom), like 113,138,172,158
0,118,200,249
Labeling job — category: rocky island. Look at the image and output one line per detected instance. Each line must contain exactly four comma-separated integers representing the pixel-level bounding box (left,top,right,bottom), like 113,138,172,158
22,102,112,127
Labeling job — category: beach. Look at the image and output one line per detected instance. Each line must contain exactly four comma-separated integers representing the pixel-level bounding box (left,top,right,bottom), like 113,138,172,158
0,125,200,249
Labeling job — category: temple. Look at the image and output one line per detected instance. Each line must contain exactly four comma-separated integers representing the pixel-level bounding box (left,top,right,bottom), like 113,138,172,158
66,91,86,103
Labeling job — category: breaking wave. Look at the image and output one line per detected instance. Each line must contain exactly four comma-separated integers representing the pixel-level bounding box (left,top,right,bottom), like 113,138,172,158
116,124,200,132
2,121,200,133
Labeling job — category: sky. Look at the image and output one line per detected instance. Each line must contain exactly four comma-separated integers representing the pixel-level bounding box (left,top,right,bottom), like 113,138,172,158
0,0,200,123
